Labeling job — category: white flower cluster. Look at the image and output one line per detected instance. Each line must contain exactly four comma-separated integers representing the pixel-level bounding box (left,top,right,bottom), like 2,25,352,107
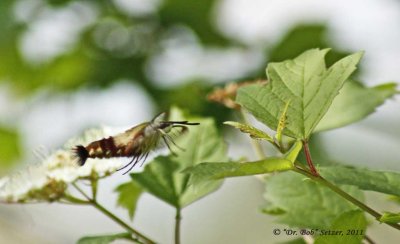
0,127,123,203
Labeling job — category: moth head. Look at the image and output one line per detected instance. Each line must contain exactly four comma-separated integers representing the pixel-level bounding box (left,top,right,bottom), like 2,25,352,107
148,111,200,136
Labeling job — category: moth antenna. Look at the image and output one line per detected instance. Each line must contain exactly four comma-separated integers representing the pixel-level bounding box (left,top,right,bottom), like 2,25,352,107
73,145,89,166
167,121,200,126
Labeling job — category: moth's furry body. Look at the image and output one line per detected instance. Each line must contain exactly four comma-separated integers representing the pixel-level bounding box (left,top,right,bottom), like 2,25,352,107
73,113,199,174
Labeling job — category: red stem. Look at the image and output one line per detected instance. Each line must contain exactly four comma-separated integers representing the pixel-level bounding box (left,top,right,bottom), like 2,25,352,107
303,140,319,176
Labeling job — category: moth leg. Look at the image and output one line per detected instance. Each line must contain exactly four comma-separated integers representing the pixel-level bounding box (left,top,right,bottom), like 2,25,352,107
117,156,136,172
159,128,185,151
139,152,150,167
165,133,185,151
123,156,141,175
162,135,177,156
172,125,188,133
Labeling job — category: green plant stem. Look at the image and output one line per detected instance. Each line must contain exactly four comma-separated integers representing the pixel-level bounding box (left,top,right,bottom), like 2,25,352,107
175,208,181,244
90,174,98,200
239,109,266,159
91,201,150,244
293,166,400,231
63,193,90,205
72,182,91,200
72,183,156,244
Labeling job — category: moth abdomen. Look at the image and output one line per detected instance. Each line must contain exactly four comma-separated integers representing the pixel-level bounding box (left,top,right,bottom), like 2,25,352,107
74,137,125,165
87,137,121,158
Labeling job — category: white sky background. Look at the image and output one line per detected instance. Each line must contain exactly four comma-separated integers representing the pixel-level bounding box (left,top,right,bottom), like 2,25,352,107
1,0,400,243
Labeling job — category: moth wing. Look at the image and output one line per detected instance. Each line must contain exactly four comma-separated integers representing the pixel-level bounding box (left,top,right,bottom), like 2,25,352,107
123,137,141,155
113,123,147,148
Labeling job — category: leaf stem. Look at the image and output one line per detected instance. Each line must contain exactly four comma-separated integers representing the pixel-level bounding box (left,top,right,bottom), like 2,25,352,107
239,109,266,159
72,183,156,244
63,193,90,205
175,208,181,244
293,166,400,231
90,174,98,200
72,182,91,200
302,140,319,176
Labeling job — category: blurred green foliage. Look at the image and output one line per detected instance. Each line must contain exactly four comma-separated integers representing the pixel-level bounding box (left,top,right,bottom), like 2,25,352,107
159,0,230,45
0,0,351,103
0,0,356,167
268,24,349,66
0,127,21,171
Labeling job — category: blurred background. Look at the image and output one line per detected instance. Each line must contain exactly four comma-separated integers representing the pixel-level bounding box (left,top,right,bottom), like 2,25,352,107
0,0,399,243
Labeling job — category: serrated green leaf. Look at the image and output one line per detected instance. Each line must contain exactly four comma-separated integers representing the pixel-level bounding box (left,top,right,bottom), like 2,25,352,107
315,210,366,244
315,81,397,132
224,121,273,142
263,171,364,229
237,49,363,139
115,181,143,220
77,233,132,244
379,212,400,224
185,158,293,185
320,166,400,197
131,112,227,208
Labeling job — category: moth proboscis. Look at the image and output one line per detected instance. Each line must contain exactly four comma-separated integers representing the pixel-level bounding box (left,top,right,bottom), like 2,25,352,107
73,113,199,174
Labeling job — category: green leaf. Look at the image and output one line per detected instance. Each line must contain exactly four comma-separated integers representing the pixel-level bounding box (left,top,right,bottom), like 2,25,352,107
315,81,397,132
77,233,133,244
115,181,143,220
224,121,274,142
379,212,400,224
131,113,227,208
185,158,293,185
237,49,363,139
263,171,364,229
0,126,21,169
320,166,400,197
388,196,400,205
279,238,307,244
261,205,286,215
315,210,367,244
